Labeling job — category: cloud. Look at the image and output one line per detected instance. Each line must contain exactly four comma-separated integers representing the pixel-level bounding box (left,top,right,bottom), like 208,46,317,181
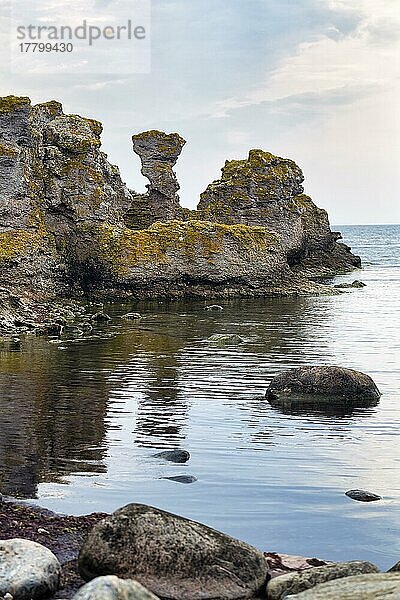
73,78,128,91
209,0,400,118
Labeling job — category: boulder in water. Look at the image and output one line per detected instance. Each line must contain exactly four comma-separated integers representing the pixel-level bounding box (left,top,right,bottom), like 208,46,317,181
122,313,142,320
160,475,197,484
345,489,382,502
153,449,190,463
334,280,366,289
208,333,244,345
266,366,381,407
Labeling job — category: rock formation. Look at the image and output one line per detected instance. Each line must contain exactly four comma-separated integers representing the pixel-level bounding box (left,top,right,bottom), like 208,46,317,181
127,130,186,229
0,95,362,334
197,149,361,277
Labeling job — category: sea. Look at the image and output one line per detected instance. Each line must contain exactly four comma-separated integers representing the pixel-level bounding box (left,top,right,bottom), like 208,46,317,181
0,224,399,568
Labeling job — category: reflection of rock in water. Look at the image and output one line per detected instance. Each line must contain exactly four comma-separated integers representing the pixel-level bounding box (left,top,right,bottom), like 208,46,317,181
160,475,197,484
0,340,111,498
133,331,189,448
268,401,379,416
134,397,188,449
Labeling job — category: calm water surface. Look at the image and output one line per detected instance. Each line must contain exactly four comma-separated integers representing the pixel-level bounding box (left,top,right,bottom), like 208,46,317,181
0,224,399,568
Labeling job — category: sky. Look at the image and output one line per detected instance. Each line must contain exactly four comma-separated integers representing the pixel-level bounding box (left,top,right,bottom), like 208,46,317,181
1,0,399,224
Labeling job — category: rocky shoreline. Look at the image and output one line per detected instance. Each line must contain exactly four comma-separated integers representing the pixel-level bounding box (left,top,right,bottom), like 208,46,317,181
0,94,385,598
0,95,361,336
1,498,399,599
0,499,107,599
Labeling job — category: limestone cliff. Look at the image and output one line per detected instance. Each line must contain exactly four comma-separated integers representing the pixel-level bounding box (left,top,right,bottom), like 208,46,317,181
0,95,360,333
197,149,360,277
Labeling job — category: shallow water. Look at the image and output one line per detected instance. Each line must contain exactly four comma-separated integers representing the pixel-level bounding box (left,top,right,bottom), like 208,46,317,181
0,224,399,568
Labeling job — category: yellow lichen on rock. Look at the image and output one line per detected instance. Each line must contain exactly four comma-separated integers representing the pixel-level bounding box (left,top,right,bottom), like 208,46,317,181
0,96,31,113
0,230,43,263
85,220,278,277
0,205,54,264
0,143,19,158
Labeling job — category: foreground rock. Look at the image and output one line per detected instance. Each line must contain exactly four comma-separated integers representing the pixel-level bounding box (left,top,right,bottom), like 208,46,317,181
284,572,400,598
345,489,382,502
266,366,381,407
78,503,268,599
73,576,159,600
264,552,333,578
267,561,379,599
0,538,61,599
0,95,361,334
0,501,107,599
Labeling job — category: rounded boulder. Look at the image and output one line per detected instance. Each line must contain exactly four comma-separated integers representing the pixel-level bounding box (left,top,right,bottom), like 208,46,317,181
78,503,268,600
72,576,159,600
266,366,381,407
0,538,61,599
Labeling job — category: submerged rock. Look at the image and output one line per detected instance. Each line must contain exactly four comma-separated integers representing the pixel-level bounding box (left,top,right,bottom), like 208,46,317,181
284,572,400,598
91,312,111,323
63,325,84,337
121,312,142,320
78,503,269,599
208,333,244,345
266,366,381,407
153,449,190,463
72,576,159,600
334,280,366,289
0,538,61,599
35,322,63,336
345,489,382,502
267,561,379,599
205,305,224,311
